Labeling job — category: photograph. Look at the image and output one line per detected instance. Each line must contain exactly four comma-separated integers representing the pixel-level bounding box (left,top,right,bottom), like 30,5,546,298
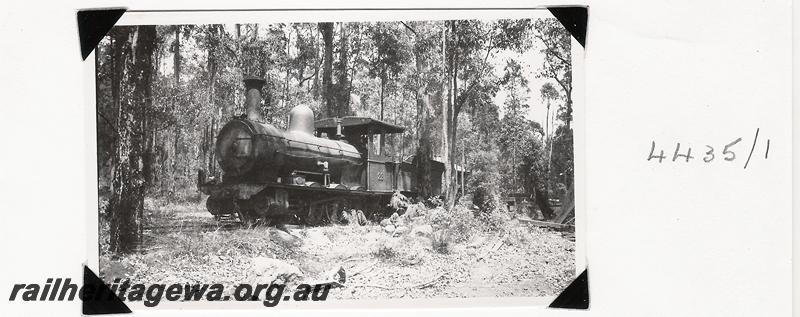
93,9,582,306
3,0,792,316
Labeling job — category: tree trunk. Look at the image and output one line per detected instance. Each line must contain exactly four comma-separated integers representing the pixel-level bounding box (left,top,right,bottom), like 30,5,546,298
547,133,554,181
336,23,350,116
379,77,385,120
347,25,362,106
141,33,160,189
442,21,454,209
206,25,219,178
201,124,208,180
564,98,573,130
534,183,556,220
174,27,181,86
283,29,292,110
409,22,434,198
319,22,335,117
461,145,466,196
108,25,157,255
209,117,218,177
378,76,386,153
312,27,321,99
172,26,182,190
234,24,243,115
448,102,459,202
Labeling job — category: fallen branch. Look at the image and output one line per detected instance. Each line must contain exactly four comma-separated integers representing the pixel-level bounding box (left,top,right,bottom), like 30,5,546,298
307,259,379,289
341,256,370,264
477,233,507,261
350,260,379,277
349,273,446,290
517,218,574,229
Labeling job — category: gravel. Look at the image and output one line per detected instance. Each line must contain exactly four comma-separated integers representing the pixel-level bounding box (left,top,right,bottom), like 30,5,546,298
99,201,576,300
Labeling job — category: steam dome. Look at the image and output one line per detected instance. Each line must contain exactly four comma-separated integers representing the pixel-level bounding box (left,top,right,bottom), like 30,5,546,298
287,105,315,134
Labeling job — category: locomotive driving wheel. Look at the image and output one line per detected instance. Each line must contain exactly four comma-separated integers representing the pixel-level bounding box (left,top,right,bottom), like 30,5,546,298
306,198,346,226
231,198,256,228
329,198,347,224
305,204,323,226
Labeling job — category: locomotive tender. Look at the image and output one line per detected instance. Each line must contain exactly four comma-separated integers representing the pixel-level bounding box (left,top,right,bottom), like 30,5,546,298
198,77,444,225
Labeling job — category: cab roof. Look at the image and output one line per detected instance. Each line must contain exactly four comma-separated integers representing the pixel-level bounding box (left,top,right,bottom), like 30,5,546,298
314,117,406,135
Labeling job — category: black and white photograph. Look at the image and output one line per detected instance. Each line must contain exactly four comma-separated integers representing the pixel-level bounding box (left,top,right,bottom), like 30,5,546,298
1,0,795,316
92,9,584,307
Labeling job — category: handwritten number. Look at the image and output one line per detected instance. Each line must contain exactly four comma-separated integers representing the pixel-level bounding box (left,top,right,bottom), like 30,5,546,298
723,137,741,161
650,133,766,166
648,141,665,163
703,145,715,162
672,143,694,162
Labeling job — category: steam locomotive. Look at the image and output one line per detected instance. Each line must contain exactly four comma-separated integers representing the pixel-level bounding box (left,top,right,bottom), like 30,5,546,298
198,77,444,225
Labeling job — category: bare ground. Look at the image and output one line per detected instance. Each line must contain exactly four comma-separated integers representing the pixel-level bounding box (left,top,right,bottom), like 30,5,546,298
99,199,576,300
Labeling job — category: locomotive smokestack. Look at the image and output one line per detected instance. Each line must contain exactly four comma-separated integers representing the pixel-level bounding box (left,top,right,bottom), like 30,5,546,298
243,76,266,122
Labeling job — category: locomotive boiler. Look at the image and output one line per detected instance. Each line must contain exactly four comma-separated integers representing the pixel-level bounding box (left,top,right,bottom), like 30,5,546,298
198,77,444,225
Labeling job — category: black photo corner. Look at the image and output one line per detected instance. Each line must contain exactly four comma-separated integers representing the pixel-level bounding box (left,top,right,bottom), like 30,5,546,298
77,8,126,60
83,266,132,315
76,6,588,311
545,6,588,309
78,8,130,314
547,6,588,47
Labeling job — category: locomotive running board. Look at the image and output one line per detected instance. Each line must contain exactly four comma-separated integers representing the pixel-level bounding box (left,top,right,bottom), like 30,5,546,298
201,181,395,198
267,182,393,196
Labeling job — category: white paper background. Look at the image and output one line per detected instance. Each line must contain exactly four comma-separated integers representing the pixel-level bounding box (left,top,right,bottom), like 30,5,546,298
0,0,794,316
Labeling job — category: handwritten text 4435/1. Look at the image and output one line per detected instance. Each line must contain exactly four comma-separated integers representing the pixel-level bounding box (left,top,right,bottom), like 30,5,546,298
647,128,769,169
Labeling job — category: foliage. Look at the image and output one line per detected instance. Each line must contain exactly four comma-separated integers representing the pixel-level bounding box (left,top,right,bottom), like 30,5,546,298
469,148,502,214
388,191,410,212
534,18,572,128
424,205,479,243
373,242,399,259
477,207,511,233
430,229,451,254
97,18,576,254
550,125,574,191
518,125,555,218
439,19,536,207
504,226,532,246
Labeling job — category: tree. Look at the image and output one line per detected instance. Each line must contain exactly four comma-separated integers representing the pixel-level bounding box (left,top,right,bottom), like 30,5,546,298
94,19,571,227
534,18,572,128
484,58,529,194
500,58,530,117
367,23,410,120
319,22,336,117
518,125,556,219
203,25,221,178
107,25,158,255
335,23,351,114
531,19,573,217
539,82,559,139
317,22,353,118
291,24,321,92
402,21,438,198
442,19,533,208
550,125,574,191
171,26,182,192
469,145,502,213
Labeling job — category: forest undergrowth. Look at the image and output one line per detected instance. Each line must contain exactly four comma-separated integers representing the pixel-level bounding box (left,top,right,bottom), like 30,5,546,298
98,195,576,300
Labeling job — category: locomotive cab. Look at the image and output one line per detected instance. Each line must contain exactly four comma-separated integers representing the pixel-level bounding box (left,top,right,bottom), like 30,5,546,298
314,117,419,194
314,117,404,158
